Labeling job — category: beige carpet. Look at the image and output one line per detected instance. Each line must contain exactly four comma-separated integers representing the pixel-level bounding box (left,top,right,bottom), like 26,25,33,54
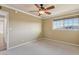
0,38,79,55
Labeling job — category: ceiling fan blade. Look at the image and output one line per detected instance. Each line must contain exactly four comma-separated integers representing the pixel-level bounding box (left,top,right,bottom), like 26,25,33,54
46,5,55,10
35,4,40,9
45,12,51,14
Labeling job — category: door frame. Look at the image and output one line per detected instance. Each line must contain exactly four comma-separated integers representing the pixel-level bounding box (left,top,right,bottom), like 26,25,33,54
0,10,9,50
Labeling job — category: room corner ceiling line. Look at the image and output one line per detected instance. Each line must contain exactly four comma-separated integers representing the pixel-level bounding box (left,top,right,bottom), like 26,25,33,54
1,4,42,19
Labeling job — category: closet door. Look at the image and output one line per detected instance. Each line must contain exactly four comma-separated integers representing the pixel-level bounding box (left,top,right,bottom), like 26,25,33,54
0,17,6,51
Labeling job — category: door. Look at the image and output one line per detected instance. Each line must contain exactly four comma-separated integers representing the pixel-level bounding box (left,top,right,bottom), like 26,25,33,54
0,16,6,51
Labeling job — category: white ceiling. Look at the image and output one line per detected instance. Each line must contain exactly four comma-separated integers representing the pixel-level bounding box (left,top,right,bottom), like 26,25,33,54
3,4,79,19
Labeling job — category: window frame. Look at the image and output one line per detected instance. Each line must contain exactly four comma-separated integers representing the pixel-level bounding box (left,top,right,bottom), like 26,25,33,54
52,16,79,31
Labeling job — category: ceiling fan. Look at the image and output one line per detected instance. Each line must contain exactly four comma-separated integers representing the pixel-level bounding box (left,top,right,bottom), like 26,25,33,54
29,4,55,16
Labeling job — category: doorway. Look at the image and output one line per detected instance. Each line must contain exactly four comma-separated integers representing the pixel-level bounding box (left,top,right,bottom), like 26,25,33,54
0,11,8,51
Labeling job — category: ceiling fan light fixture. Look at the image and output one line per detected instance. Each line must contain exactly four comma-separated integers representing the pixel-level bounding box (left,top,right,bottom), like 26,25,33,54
39,10,45,14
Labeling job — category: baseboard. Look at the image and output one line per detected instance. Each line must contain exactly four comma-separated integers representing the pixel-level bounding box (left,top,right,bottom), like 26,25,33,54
0,48,6,51
8,39,37,50
41,37,79,47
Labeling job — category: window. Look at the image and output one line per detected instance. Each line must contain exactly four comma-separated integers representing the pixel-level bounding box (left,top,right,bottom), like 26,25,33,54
53,17,79,30
53,20,63,29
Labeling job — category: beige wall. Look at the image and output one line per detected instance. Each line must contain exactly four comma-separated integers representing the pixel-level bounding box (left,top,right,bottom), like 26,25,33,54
1,6,42,48
0,5,79,48
0,33,4,50
43,15,79,45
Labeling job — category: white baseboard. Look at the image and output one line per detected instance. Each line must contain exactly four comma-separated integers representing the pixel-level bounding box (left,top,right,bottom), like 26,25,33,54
1,37,79,51
8,39,37,50
41,37,79,47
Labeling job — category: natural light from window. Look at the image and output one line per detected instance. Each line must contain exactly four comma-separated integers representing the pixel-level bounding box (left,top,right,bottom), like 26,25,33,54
53,17,79,30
